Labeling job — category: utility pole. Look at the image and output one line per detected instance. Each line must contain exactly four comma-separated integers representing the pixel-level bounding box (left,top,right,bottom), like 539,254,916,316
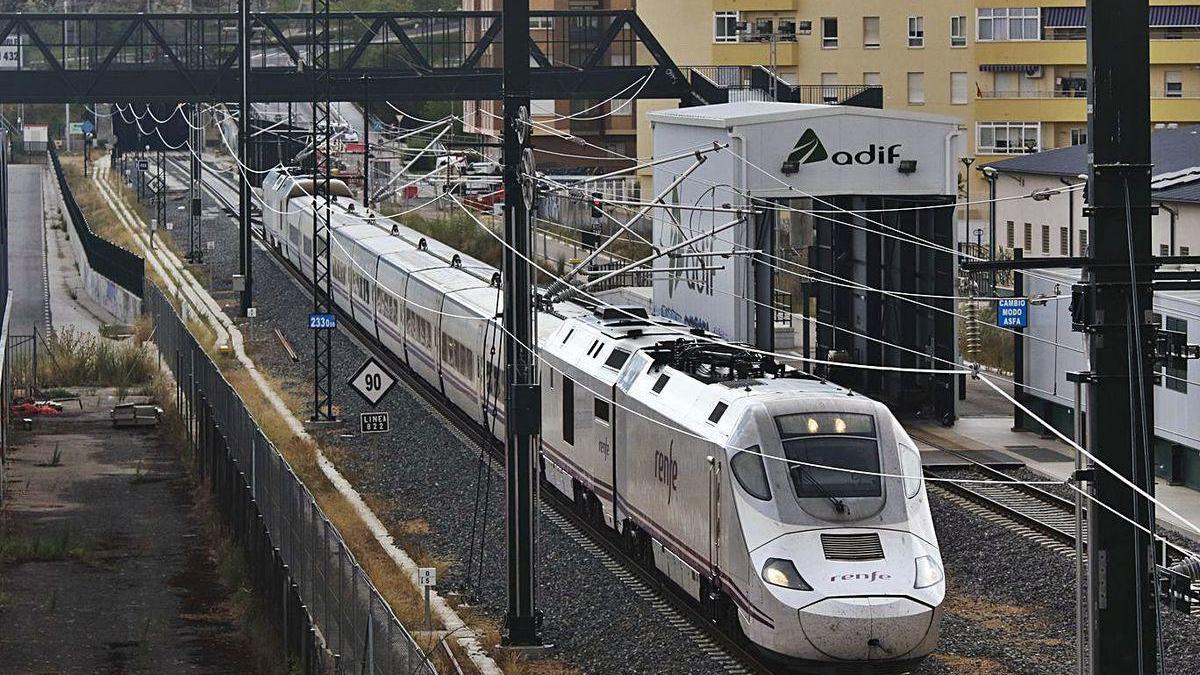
501,0,541,647
1085,2,1158,673
310,0,335,422
238,0,253,315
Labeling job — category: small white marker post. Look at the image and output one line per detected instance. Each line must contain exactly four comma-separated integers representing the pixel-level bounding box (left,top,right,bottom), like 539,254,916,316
246,306,257,340
418,567,436,637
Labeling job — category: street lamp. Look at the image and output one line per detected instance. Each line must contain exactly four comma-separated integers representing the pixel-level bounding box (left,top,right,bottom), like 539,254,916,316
981,165,999,292
960,157,976,253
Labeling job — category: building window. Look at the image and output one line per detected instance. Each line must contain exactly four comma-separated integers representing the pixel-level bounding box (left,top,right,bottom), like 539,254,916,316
977,122,1040,154
908,16,924,47
1181,245,1191,256
907,72,925,104
863,72,882,87
951,15,968,47
821,72,839,102
1165,70,1183,98
863,16,880,48
714,11,739,43
1080,229,1088,255
1007,221,1015,247
951,72,968,104
977,8,1041,41
1070,127,1087,146
1041,224,1050,253
1024,222,1032,250
1061,227,1070,255
1165,316,1189,393
822,17,839,48
1161,244,1171,256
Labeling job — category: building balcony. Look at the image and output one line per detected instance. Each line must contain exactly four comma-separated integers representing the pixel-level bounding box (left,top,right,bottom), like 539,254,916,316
713,42,797,67
976,91,1200,124
714,0,797,10
976,40,1085,66
975,95,1085,123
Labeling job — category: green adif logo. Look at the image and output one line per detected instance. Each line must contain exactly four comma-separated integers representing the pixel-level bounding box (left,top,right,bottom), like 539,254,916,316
781,129,904,175
782,128,828,173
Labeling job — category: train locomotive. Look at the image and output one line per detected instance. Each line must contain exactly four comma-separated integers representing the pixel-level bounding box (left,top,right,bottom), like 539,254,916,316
262,170,946,672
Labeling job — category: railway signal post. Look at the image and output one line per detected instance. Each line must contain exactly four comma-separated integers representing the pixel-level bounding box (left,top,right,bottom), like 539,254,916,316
501,0,542,647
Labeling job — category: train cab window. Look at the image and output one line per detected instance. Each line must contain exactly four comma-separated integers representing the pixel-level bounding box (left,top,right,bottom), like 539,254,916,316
651,373,669,394
776,412,881,499
562,377,575,445
594,397,610,424
731,446,772,501
603,348,631,371
707,402,728,424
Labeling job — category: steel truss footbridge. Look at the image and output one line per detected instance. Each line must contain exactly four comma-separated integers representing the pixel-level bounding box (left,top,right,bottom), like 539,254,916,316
0,10,691,103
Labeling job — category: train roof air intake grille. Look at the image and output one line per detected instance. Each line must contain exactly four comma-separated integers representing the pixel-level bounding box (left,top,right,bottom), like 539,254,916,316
821,533,884,561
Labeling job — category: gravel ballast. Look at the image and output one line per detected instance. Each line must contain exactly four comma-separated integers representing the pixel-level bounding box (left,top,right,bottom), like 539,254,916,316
146,162,1200,674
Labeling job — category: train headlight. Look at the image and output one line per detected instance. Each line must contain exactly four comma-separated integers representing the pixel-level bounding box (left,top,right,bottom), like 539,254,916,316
914,555,943,589
762,558,813,591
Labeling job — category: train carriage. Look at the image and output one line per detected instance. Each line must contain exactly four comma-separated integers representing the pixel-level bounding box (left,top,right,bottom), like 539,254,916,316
262,176,947,672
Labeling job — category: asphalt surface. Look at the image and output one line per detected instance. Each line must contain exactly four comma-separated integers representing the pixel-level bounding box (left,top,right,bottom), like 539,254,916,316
5,164,48,335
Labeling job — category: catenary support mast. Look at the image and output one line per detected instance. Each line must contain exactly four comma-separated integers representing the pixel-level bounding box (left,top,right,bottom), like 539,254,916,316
1086,1,1158,672
238,0,252,315
501,0,541,647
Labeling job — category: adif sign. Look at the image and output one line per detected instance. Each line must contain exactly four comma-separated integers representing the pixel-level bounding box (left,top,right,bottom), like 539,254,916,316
648,102,962,342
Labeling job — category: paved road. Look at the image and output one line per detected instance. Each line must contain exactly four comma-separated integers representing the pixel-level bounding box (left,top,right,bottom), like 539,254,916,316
6,164,48,335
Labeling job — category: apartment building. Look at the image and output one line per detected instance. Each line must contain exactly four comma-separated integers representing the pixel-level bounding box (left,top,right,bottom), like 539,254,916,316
461,0,640,170
635,2,1200,224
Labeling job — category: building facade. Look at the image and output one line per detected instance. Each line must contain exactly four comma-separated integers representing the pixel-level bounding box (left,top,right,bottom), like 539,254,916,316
635,2,1200,223
461,0,641,171
983,124,1200,259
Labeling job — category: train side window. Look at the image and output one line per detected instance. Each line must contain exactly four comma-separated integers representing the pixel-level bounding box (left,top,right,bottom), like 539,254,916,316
731,447,772,501
708,402,728,424
651,373,669,394
594,397,610,424
603,348,630,371
562,377,575,445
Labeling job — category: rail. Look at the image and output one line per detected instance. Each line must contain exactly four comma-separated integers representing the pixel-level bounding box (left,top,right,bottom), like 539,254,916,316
48,144,144,298
925,453,1200,615
145,284,436,674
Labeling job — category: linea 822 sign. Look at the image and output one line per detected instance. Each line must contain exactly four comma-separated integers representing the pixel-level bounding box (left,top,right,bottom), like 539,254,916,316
997,298,1028,328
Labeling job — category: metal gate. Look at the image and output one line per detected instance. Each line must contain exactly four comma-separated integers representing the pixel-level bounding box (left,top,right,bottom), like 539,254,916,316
7,332,37,400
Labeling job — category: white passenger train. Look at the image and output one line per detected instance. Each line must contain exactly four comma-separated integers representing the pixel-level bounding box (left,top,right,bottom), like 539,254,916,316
262,170,946,672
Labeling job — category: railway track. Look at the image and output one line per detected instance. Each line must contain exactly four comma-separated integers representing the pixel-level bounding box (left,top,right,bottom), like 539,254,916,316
167,157,774,675
914,430,1200,615
921,446,1083,553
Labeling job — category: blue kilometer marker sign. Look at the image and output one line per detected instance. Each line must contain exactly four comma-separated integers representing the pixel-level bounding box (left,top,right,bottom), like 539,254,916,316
996,298,1029,328
309,313,337,330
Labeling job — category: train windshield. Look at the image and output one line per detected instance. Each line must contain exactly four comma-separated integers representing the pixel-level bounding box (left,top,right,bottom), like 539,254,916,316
775,413,882,499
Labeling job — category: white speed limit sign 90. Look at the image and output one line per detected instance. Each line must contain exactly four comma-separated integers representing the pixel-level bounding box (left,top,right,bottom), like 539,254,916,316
348,357,396,407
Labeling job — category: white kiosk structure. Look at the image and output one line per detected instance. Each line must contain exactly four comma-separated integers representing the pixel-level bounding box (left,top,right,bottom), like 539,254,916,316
648,102,964,422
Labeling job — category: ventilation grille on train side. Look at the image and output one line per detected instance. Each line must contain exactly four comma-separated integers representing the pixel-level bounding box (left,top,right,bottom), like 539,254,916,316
821,533,884,561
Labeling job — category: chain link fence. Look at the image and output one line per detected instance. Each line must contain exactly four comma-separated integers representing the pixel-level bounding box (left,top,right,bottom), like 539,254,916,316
146,284,435,675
